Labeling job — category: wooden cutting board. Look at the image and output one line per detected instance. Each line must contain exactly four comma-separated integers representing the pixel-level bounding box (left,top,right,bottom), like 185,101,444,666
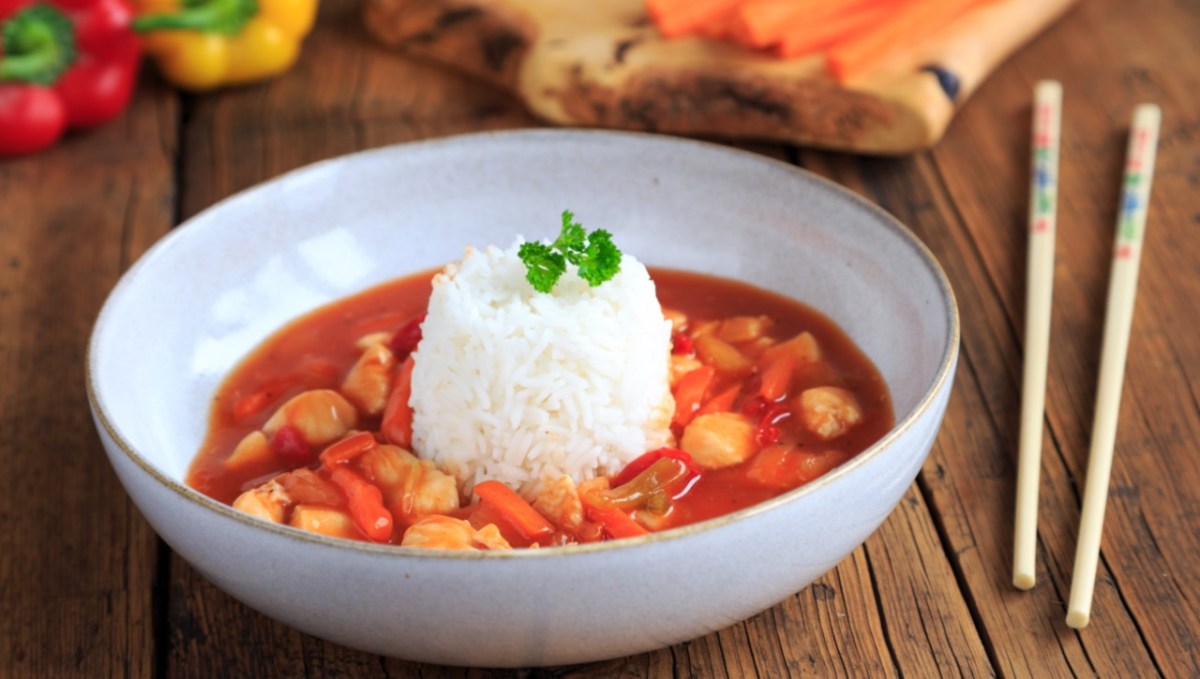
363,0,1077,154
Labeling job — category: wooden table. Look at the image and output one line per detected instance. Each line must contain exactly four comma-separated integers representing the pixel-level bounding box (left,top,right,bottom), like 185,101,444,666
2,0,1197,675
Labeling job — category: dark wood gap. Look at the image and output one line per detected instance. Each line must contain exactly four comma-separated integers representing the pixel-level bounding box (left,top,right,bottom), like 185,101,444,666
914,389,1003,679
860,546,903,676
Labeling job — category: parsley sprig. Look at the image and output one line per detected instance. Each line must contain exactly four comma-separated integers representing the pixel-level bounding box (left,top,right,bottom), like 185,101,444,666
518,210,622,293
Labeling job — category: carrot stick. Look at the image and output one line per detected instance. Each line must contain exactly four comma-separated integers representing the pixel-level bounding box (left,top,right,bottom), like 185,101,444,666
731,0,821,48
826,0,991,81
583,502,650,539
318,431,377,470
696,384,740,417
759,353,796,400
473,480,556,542
673,365,716,427
734,0,905,49
329,468,393,542
778,2,906,58
381,356,414,448
647,0,741,39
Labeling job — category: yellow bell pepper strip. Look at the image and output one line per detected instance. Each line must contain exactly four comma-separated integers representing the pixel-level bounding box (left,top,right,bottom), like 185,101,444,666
130,0,316,91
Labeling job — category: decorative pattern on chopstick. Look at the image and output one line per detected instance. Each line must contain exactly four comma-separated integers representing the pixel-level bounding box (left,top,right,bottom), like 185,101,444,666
1065,103,1161,630
1012,80,1062,592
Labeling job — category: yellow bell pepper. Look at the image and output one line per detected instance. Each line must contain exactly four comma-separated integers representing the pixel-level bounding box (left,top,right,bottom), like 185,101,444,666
132,0,317,91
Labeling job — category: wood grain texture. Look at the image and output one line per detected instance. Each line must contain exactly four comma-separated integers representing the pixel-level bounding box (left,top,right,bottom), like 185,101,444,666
362,0,1079,153
0,75,179,677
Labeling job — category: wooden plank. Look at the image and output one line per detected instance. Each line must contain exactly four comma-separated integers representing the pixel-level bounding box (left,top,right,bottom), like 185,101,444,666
0,76,178,676
926,0,1200,673
178,0,537,220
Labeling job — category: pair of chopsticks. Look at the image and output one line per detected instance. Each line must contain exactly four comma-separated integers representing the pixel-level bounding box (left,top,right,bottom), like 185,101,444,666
1010,80,1162,629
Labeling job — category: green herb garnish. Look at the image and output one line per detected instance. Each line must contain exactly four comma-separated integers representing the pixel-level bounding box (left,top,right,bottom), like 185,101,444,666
518,210,622,293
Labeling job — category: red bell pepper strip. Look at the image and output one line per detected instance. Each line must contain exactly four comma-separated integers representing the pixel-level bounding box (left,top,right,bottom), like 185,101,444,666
269,424,311,466
611,447,700,489
381,355,414,448
0,0,140,156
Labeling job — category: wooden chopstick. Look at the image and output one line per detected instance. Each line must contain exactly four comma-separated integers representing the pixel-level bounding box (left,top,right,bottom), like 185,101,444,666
1065,103,1162,629
1013,80,1063,591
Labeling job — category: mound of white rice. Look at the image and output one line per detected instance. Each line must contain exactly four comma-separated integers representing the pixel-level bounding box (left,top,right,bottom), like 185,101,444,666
409,240,675,496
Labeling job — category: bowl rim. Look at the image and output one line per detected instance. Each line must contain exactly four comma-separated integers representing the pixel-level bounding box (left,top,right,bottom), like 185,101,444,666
86,128,960,560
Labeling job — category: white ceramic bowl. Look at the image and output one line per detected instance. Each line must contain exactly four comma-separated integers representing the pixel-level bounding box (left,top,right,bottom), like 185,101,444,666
88,130,958,668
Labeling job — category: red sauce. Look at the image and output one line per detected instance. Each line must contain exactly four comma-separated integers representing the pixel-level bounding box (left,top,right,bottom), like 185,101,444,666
188,268,893,546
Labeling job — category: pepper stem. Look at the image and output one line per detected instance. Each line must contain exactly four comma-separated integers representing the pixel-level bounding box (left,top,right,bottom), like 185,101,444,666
0,4,77,85
132,0,259,35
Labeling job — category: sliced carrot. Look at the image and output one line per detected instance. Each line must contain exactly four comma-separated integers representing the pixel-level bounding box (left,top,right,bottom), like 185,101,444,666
647,0,741,39
473,480,556,542
778,2,906,57
328,468,394,542
696,383,740,417
826,0,990,82
583,502,650,540
318,431,377,470
759,353,796,401
381,355,414,448
672,365,716,427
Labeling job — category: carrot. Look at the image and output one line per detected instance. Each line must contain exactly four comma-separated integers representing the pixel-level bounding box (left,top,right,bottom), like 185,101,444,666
647,0,741,39
696,383,740,417
758,353,796,401
826,0,990,81
730,0,821,48
328,468,394,542
672,365,716,427
583,502,650,540
318,431,377,470
733,0,904,49
380,356,414,447
778,2,906,57
473,480,556,542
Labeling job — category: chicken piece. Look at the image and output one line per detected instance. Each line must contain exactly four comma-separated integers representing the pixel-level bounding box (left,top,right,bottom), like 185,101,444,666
798,387,863,440
358,444,459,522
354,331,391,351
232,478,290,523
341,343,396,416
662,308,688,331
224,431,274,471
262,389,357,447
289,505,360,540
532,475,585,532
680,412,758,469
762,331,821,366
716,315,774,343
401,516,512,550
694,334,754,376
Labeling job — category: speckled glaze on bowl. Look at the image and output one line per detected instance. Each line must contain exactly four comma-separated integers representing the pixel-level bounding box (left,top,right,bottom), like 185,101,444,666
88,130,958,668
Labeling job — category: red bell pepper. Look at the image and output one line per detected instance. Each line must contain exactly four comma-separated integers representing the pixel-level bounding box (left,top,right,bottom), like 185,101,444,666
0,0,140,156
